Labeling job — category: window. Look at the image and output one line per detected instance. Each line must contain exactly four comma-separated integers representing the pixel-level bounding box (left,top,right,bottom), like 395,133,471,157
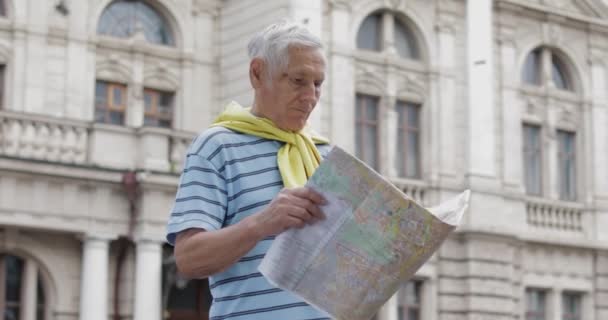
397,280,422,320
0,254,47,320
95,80,127,125
356,94,380,170
0,0,5,17
357,12,382,51
557,130,576,201
0,64,4,109
144,89,174,128
522,47,573,91
523,124,542,195
526,289,547,320
396,101,421,178
356,11,420,59
551,54,570,91
523,48,542,86
562,292,582,320
394,19,419,59
97,0,174,46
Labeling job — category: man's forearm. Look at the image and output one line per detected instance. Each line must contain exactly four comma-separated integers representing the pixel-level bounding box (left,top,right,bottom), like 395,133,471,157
174,215,265,278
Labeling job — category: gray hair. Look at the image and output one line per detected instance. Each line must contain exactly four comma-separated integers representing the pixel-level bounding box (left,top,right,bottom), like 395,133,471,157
247,20,323,80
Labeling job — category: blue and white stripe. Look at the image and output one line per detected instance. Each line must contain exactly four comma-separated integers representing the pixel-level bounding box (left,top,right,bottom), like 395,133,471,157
167,126,332,320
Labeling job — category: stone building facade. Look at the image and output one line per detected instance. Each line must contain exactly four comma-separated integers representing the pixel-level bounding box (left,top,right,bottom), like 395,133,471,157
0,0,606,320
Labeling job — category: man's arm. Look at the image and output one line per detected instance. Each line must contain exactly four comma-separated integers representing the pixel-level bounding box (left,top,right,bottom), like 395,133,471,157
174,187,326,278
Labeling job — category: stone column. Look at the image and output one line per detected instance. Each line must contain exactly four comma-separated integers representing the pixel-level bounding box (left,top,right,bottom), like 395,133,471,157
21,259,38,320
79,235,110,320
434,12,457,183
327,1,356,152
133,240,163,320
466,0,496,183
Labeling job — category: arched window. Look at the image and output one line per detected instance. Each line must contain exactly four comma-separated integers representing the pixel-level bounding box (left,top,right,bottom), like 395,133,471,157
356,11,420,60
97,0,174,46
522,47,573,91
1,254,48,320
394,18,419,59
357,12,382,51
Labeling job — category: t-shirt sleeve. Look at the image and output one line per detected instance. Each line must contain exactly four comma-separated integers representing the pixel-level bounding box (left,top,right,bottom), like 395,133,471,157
166,154,227,245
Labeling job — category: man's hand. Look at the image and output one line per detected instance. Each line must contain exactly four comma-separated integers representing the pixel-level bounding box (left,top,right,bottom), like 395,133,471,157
250,187,326,237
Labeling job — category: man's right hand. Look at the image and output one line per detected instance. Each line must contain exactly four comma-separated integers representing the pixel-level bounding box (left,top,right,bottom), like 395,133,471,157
250,187,327,238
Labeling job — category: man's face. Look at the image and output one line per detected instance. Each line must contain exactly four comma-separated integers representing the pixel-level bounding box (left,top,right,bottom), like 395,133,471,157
256,46,326,132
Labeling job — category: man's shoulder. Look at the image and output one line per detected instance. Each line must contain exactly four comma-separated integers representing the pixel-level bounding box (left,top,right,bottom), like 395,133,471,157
188,126,267,158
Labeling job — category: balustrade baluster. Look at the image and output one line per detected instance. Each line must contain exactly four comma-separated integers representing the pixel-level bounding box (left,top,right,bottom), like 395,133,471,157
33,124,50,160
20,121,36,158
61,128,77,163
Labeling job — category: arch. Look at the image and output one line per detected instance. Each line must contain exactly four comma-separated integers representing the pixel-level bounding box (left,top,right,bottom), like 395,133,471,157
90,0,188,49
517,41,586,96
351,1,432,63
0,248,58,320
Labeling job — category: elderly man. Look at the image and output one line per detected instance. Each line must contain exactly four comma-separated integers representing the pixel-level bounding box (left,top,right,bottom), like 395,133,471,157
166,21,332,319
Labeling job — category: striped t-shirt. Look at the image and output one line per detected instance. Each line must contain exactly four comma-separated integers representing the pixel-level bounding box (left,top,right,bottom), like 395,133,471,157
166,126,332,320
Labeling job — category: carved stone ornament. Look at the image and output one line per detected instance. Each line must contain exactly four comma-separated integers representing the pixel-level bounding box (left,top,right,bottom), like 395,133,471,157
328,0,351,10
543,22,562,44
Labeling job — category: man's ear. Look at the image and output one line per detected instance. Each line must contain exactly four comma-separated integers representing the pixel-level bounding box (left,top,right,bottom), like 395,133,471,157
249,58,265,89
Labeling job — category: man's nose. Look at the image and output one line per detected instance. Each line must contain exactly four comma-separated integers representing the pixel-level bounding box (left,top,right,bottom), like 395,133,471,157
300,83,317,102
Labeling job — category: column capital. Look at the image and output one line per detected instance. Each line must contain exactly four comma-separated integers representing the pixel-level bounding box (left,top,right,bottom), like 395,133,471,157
77,232,117,243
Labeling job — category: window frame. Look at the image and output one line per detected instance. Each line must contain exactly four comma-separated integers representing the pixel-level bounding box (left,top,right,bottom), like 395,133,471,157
397,280,423,320
0,254,48,320
521,47,574,92
396,101,421,179
562,291,582,320
355,93,380,171
97,0,175,46
143,88,174,129
522,123,543,196
525,288,547,320
557,130,577,201
356,11,421,61
0,64,4,109
95,80,128,125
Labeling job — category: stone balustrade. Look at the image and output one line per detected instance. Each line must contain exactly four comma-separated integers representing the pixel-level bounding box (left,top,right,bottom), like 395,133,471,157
0,110,196,174
526,198,586,233
390,178,427,205
0,111,88,164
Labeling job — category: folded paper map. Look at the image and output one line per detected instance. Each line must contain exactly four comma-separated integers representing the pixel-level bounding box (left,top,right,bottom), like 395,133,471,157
259,146,470,320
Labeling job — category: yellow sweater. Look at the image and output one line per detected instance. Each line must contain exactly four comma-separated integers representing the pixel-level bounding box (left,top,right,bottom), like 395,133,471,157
211,102,329,188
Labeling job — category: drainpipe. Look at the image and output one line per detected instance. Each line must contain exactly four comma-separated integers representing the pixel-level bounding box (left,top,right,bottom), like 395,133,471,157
114,171,139,320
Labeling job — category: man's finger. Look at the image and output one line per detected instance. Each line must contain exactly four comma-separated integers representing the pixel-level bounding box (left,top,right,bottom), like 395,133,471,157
289,197,325,221
289,187,326,205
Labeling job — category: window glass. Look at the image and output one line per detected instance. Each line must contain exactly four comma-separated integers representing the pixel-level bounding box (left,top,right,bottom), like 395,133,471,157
97,0,174,46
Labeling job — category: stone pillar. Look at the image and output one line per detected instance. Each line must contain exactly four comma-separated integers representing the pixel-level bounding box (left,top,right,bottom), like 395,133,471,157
435,12,457,183
497,24,523,193
21,259,38,320
466,0,496,182
79,235,110,320
133,240,163,320
327,2,356,152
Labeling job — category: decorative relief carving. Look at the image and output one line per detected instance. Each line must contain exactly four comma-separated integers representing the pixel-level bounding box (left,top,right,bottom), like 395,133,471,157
543,22,563,44
192,0,220,16
328,0,352,11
